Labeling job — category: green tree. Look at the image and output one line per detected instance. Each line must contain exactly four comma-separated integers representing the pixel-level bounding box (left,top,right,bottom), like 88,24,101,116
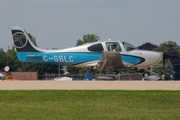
153,40,180,53
0,50,7,71
8,46,22,71
28,33,37,46
152,60,175,80
76,34,99,46
152,40,180,80
166,41,180,53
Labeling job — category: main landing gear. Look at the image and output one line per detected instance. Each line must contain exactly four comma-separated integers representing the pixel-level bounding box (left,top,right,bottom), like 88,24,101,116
97,68,117,80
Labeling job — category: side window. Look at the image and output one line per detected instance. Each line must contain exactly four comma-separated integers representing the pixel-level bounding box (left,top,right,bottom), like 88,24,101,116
88,43,104,52
122,42,136,51
106,42,121,52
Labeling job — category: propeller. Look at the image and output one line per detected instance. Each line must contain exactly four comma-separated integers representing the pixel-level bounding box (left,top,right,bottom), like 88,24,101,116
162,44,171,75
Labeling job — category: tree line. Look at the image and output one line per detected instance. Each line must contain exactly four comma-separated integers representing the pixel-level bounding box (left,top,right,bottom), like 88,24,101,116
0,33,180,80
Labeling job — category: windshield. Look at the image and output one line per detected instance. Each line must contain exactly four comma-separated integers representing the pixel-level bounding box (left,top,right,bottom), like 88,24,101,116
122,42,137,51
106,42,122,52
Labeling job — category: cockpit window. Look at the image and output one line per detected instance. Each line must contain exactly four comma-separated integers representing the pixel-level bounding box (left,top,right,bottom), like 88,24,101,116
88,43,104,52
122,42,137,51
106,42,121,52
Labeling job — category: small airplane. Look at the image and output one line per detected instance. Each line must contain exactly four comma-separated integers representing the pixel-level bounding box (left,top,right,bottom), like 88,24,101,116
10,26,170,80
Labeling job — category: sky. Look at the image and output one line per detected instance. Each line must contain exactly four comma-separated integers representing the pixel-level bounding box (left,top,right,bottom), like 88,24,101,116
0,0,180,51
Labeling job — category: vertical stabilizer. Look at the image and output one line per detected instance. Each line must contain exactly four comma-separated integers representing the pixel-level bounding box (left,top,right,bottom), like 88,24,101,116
11,26,40,52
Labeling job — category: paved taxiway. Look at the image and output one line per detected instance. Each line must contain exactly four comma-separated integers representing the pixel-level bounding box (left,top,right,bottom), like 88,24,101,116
0,81,180,90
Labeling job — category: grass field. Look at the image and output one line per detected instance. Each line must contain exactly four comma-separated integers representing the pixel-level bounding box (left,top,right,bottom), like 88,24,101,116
0,90,180,120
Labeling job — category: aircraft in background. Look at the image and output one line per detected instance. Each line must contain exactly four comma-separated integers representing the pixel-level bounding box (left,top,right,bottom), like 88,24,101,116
10,26,170,80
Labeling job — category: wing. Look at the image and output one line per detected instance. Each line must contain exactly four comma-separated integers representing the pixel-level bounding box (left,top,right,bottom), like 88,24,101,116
94,51,124,71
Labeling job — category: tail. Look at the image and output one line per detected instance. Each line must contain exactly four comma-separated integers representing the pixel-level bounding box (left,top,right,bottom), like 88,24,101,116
11,26,40,52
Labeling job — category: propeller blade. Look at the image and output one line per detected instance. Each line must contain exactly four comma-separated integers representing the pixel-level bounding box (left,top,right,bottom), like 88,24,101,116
163,43,171,60
162,43,170,76
163,59,165,75
163,43,165,53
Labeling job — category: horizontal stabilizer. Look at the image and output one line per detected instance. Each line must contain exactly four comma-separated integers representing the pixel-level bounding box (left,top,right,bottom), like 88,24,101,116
26,55,42,58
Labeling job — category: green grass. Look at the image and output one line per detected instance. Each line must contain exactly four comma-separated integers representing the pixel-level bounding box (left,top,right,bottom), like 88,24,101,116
0,90,180,120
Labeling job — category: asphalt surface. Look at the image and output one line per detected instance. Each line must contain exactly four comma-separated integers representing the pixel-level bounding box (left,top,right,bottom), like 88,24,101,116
0,81,180,90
